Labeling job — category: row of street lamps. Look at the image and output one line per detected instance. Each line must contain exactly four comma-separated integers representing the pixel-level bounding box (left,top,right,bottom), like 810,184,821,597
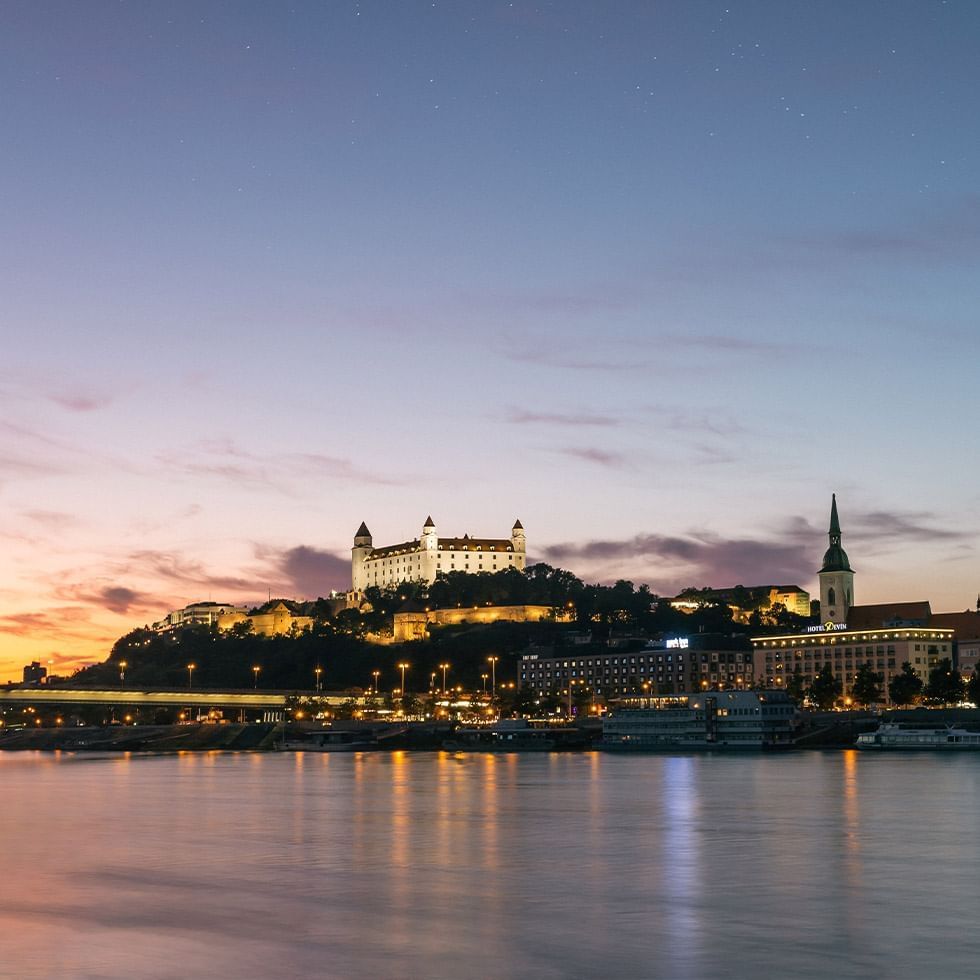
170,656,504,695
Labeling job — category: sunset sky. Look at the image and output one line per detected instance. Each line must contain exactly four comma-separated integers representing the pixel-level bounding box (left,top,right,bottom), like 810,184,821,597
2,1,979,680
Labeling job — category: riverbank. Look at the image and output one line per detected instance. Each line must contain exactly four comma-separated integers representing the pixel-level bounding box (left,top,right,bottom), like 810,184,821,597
2,709,978,752
0,720,458,752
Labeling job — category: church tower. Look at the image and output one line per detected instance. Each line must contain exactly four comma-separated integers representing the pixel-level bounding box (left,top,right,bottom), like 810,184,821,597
818,495,854,624
351,521,373,592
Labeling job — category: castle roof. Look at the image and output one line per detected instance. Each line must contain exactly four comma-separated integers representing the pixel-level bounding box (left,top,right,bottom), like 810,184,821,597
355,521,371,538
513,519,524,530
439,537,513,552
366,536,515,560
368,539,420,559
423,515,435,528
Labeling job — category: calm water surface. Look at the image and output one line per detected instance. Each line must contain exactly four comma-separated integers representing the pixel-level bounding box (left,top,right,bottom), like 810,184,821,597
2,749,979,979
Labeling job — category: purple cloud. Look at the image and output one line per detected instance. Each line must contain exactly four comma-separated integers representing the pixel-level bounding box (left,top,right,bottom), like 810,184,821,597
277,546,349,596
545,531,812,592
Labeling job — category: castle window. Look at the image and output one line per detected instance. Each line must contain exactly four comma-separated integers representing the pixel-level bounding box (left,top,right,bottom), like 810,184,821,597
828,587,836,607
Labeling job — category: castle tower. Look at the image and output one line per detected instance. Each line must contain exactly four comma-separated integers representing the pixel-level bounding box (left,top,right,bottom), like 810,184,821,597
511,519,526,555
351,521,373,591
420,515,438,581
818,495,854,624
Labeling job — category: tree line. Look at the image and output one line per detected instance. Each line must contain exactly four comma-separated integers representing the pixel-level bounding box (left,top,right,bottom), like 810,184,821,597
787,658,975,710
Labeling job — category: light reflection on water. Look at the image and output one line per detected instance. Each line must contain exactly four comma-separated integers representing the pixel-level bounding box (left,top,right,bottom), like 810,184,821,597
2,750,980,979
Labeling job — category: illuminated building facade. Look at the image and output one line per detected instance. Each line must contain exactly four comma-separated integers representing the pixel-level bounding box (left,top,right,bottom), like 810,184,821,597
351,517,526,594
393,603,558,642
520,642,755,698
216,602,313,637
154,601,247,631
752,623,953,703
669,585,810,622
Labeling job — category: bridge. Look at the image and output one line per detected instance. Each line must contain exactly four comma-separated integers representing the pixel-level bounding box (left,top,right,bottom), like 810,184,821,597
0,688,357,710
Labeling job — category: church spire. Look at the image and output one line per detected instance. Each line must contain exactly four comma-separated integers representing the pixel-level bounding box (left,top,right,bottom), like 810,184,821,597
820,494,851,573
829,493,841,537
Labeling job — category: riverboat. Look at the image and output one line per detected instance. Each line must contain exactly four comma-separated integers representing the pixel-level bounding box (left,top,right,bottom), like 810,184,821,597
277,730,377,752
443,719,589,752
600,690,800,751
856,722,980,751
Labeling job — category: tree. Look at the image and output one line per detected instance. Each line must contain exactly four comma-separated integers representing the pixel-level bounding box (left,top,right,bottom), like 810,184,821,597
968,670,980,706
808,663,842,711
888,662,923,707
925,658,964,706
851,662,883,707
513,683,537,717
787,664,806,703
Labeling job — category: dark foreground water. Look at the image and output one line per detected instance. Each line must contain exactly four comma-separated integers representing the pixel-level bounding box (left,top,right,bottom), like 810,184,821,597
2,749,979,980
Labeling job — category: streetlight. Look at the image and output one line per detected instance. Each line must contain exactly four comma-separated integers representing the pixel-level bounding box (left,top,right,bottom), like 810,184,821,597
315,666,323,693
487,656,499,697
566,678,581,717
253,666,261,689
440,663,450,693
481,673,489,694
187,663,196,689
119,660,127,687
372,670,381,695
398,662,410,695
430,672,437,693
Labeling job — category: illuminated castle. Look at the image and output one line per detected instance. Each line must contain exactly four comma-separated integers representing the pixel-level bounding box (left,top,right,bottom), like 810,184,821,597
351,517,526,593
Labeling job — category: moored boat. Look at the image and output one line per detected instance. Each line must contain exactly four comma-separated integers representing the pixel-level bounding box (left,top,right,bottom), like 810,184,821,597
277,730,376,752
856,722,980,750
443,719,588,752
600,689,800,751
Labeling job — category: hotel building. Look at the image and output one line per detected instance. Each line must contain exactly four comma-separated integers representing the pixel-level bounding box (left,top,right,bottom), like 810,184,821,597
752,622,953,703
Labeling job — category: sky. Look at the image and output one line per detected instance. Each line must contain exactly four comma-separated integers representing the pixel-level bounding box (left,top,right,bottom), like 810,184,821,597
2,0,979,680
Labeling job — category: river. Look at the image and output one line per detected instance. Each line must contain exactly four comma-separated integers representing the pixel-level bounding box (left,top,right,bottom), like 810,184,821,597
1,749,978,979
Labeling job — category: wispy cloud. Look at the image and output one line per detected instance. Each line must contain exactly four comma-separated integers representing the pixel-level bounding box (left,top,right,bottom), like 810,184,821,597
503,348,642,372
47,391,113,412
848,510,970,545
121,550,259,595
644,404,745,437
468,283,641,317
505,408,621,428
21,510,83,531
789,195,980,262
0,607,113,644
157,439,399,494
556,447,630,468
657,334,791,355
